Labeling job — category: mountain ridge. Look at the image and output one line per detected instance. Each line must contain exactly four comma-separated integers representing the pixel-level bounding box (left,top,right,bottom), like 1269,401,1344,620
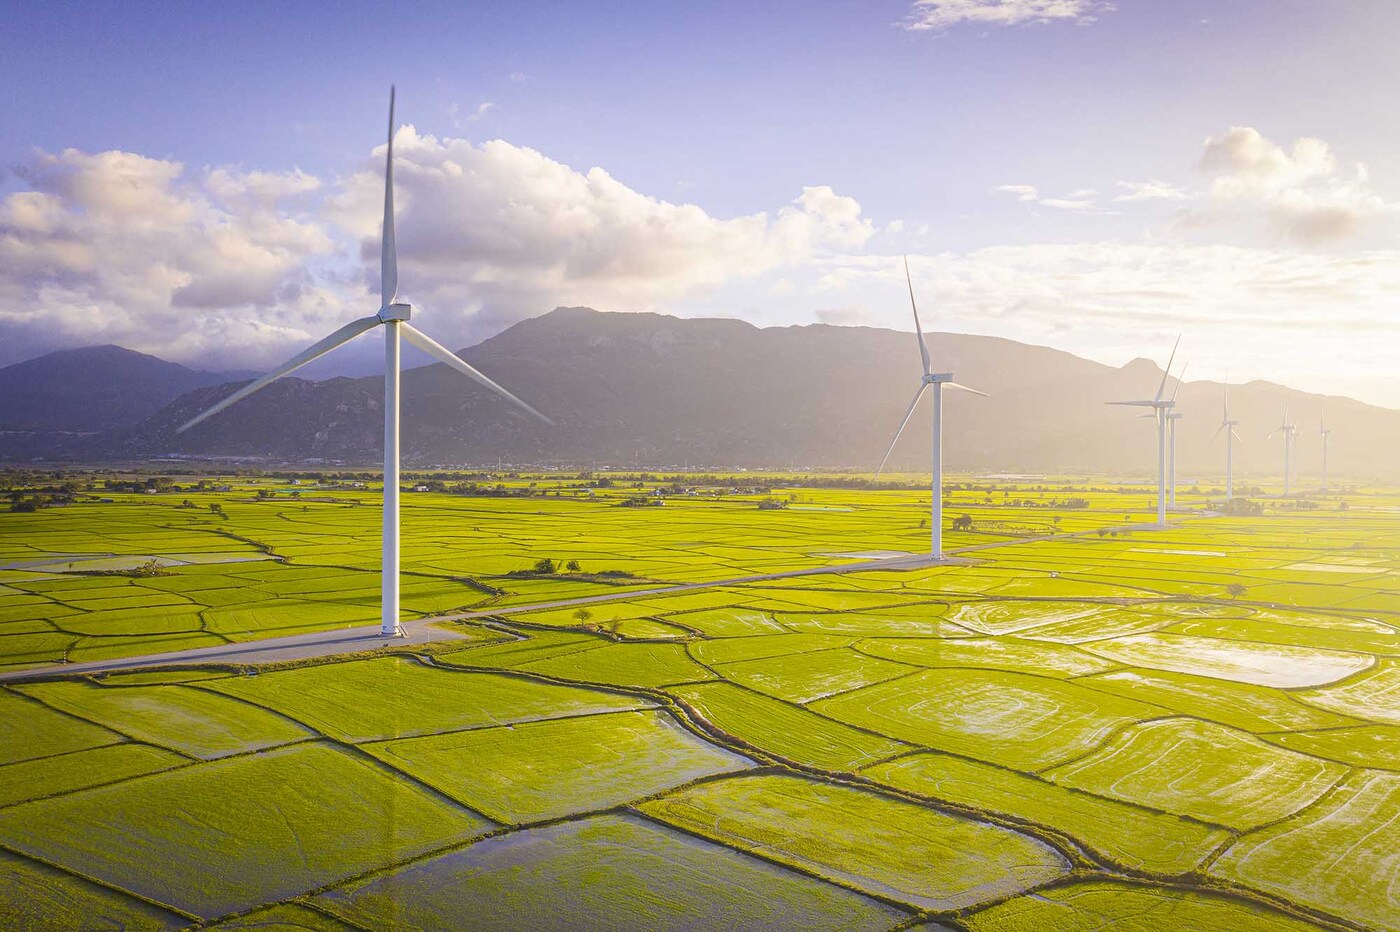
4,308,1395,478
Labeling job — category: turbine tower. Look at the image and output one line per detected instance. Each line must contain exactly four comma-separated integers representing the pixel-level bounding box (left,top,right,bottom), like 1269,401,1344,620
1319,413,1332,492
1108,335,1180,528
1211,376,1243,503
1268,406,1297,497
875,257,986,561
179,87,551,637
1164,364,1187,510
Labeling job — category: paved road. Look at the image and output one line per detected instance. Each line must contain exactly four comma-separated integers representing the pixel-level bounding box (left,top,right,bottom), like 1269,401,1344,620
0,518,1188,682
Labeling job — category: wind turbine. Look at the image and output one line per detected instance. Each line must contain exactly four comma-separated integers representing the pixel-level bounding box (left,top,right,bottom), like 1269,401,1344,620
1319,412,1333,492
1108,335,1180,528
1268,406,1297,497
1165,363,1187,510
1210,376,1243,502
178,87,551,637
875,257,986,561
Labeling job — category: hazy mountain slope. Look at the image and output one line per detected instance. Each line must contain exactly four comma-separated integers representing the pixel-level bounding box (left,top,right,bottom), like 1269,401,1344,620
0,345,243,433
15,309,1400,478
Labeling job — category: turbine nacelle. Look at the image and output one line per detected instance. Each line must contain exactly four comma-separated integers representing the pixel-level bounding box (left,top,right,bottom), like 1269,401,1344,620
378,303,412,322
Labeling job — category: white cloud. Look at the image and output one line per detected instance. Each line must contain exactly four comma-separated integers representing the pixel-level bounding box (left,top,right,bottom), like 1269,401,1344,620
1196,126,1387,244
903,0,1112,31
0,131,874,367
0,148,339,364
450,101,495,128
1115,179,1189,202
328,126,874,341
995,183,1098,211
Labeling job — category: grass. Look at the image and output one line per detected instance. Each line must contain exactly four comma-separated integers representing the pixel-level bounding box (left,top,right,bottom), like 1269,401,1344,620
865,752,1230,876
638,772,1069,910
0,848,185,930
669,681,911,771
14,680,312,759
813,668,1160,770
1043,718,1346,831
1210,769,1400,931
0,742,492,920
0,743,186,808
2,474,1398,928
364,709,754,823
314,813,907,931
962,878,1327,931
204,656,652,742
0,690,121,765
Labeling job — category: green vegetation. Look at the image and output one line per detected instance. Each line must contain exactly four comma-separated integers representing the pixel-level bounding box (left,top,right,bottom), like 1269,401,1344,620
814,668,1159,769
0,742,491,919
639,772,1068,910
866,752,1229,876
962,879,1325,931
1043,718,1346,830
1,470,1398,928
315,814,906,931
365,710,753,823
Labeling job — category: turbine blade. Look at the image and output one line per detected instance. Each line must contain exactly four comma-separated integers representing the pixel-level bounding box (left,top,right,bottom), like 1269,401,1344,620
875,382,929,477
904,256,931,376
1169,362,1188,403
1154,333,1181,402
945,381,988,397
381,85,398,309
1232,427,1245,444
1107,400,1158,407
178,316,382,433
400,323,553,425
1209,422,1225,444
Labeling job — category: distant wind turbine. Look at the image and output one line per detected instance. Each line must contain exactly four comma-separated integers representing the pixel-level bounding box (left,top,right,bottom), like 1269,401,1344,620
875,257,986,561
1108,335,1180,528
1319,412,1333,492
1268,405,1298,497
1210,376,1243,502
1165,363,1187,510
178,87,551,636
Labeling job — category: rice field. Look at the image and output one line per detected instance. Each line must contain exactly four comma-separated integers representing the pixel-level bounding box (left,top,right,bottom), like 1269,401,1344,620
0,471,1397,929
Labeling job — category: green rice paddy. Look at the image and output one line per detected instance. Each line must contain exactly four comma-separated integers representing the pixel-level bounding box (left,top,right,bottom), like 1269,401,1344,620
0,471,1397,929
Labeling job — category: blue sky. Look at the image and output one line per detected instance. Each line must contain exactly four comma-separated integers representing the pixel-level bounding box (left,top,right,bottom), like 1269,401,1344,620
2,1,1398,405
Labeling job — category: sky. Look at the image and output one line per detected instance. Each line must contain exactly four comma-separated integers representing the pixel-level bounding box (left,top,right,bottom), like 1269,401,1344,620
2,0,1398,406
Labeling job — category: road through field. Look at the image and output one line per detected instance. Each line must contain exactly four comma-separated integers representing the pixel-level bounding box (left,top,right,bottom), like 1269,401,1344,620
0,522,1170,682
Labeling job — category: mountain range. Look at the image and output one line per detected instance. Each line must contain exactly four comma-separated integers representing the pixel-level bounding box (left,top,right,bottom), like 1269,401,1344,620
3,308,1396,480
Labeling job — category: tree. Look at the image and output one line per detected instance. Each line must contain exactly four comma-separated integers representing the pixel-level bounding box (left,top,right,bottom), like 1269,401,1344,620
573,608,593,626
533,557,556,574
565,560,581,573
952,514,974,532
1226,583,1248,599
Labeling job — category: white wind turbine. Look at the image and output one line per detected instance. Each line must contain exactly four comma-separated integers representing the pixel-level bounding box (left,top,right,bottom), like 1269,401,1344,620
179,87,551,637
1319,412,1333,493
1108,335,1180,528
875,257,986,561
1164,363,1187,510
1268,405,1297,497
1211,376,1243,502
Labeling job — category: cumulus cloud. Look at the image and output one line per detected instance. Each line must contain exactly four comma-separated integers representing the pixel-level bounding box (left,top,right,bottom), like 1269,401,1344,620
0,131,873,367
903,0,1112,31
0,148,339,365
328,126,874,341
1196,126,1387,244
